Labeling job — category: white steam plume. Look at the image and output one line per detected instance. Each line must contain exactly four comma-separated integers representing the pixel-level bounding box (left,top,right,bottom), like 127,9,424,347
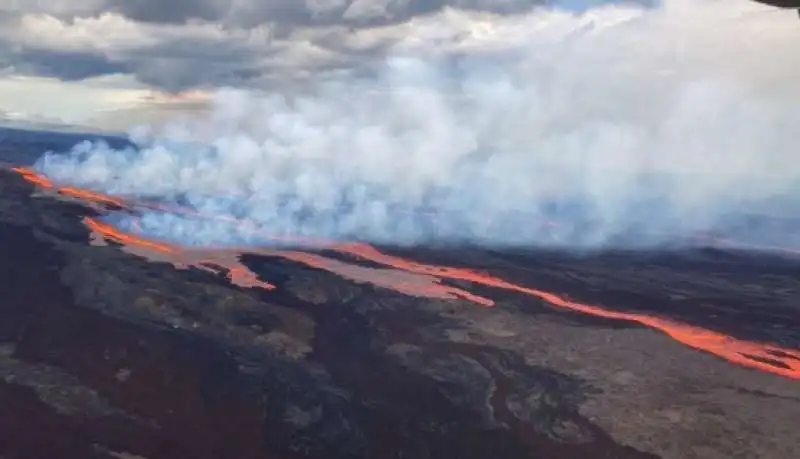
34,0,800,250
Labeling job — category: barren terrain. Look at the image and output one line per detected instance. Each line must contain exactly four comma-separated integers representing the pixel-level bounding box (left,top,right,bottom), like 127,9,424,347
0,127,798,459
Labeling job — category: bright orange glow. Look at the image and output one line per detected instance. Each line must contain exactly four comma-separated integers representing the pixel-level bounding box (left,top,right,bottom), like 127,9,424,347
84,216,275,291
85,217,177,254
12,167,53,188
10,166,800,380
274,250,494,306
330,242,800,380
13,167,126,208
60,186,125,207
84,215,488,304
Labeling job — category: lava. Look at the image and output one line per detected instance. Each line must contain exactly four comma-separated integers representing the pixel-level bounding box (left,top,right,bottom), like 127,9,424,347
84,216,490,304
329,243,800,380
85,216,276,291
9,166,800,380
11,166,488,302
272,250,494,306
12,167,126,208
85,218,177,254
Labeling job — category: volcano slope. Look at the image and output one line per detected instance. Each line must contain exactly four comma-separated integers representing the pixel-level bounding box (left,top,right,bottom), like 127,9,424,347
0,129,798,459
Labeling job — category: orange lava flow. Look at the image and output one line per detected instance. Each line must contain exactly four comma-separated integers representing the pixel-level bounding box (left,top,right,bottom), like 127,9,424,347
84,217,276,291
13,167,127,208
85,215,487,304
274,250,494,306
13,166,487,302
85,217,177,254
9,166,800,380
330,247,800,380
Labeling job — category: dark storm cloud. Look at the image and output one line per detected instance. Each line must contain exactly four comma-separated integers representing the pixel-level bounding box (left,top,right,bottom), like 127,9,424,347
2,0,660,28
0,0,439,92
0,0,655,91
3,0,551,27
105,0,227,24
7,47,131,81
121,37,281,91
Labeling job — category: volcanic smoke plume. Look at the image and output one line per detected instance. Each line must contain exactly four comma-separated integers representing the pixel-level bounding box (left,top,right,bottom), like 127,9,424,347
33,0,800,249
11,165,800,380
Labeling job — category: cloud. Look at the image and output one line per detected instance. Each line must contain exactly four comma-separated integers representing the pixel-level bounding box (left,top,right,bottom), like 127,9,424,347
32,0,800,251
0,0,665,91
7,47,131,81
2,0,562,27
0,12,277,91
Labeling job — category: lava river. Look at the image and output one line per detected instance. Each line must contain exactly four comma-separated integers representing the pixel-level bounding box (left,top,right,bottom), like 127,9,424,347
10,166,800,381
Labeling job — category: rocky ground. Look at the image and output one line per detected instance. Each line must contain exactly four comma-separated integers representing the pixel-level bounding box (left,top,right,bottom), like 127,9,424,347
0,128,798,459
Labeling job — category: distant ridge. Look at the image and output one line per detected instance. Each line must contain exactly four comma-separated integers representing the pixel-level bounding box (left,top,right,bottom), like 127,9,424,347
0,125,133,167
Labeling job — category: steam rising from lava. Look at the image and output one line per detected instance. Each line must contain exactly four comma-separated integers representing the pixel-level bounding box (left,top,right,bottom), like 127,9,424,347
11,165,800,380
33,0,800,249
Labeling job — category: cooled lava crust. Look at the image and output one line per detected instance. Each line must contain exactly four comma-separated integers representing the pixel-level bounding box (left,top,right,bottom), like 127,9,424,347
0,127,798,459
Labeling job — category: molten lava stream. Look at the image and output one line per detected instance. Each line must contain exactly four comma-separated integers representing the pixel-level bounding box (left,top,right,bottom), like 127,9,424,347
84,215,492,304
11,166,800,380
330,242,800,380
84,217,276,291
13,167,490,302
12,167,128,208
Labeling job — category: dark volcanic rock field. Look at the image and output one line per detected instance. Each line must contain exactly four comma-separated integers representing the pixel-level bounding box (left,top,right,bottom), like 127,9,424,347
0,128,798,459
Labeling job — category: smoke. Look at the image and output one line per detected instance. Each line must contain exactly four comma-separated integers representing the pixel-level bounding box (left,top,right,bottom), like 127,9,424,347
33,0,800,250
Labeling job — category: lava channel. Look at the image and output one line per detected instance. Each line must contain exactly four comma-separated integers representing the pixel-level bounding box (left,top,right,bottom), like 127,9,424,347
84,216,491,304
10,166,800,380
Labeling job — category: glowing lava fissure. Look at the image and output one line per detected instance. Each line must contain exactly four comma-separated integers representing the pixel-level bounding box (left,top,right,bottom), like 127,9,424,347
12,167,127,208
10,166,800,380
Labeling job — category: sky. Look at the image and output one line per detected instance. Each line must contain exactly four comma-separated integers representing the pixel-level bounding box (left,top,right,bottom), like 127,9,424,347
23,0,800,250
1,0,589,130
0,0,797,130
2,0,793,131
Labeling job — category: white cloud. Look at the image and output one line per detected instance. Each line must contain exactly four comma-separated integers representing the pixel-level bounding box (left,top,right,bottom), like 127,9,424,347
32,0,800,250
0,0,796,126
